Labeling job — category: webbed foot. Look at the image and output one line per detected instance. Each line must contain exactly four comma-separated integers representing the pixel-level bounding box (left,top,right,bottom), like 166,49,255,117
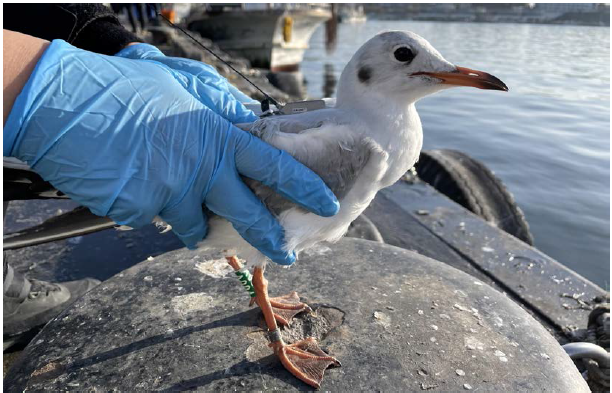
270,337,340,389
264,291,312,326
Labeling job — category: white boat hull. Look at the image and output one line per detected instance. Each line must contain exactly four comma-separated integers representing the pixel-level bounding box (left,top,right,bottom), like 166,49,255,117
188,8,331,71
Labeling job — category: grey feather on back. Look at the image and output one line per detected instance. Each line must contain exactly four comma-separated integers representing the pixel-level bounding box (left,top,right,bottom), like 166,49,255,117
240,117,371,216
235,108,331,135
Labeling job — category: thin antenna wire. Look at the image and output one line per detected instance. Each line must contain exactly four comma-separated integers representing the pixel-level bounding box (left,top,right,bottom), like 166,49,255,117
152,7,283,109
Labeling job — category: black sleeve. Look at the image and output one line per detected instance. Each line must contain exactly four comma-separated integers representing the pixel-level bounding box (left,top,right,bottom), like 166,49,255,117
3,3,143,55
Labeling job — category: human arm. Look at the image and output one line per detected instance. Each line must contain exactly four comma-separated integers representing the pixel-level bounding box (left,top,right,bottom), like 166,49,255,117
4,4,258,123
3,30,49,125
3,33,339,265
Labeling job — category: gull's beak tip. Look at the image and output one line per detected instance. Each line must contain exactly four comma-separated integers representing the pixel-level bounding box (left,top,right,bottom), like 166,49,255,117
415,66,509,92
449,66,509,92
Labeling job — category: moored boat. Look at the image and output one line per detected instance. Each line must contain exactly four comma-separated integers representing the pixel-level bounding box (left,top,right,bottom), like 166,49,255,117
187,4,331,72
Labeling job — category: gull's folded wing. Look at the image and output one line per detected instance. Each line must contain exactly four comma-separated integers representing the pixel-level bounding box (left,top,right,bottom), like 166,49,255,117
242,117,371,215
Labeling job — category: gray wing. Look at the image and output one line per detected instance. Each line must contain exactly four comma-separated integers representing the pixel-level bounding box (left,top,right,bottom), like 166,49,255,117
241,118,371,215
235,108,335,134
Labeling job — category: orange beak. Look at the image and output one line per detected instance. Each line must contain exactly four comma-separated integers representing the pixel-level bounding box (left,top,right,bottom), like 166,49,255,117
413,66,508,91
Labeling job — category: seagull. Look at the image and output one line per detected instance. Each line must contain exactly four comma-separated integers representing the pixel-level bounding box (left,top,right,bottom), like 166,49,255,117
198,30,508,389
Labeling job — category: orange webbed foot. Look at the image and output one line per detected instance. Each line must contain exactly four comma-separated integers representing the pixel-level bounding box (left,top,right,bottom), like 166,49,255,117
226,257,339,389
267,291,312,326
271,337,341,389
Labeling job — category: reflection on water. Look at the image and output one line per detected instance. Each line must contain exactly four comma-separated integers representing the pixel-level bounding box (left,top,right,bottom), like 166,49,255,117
266,7,338,101
323,63,337,98
325,4,339,54
300,20,610,287
266,71,307,100
266,65,337,102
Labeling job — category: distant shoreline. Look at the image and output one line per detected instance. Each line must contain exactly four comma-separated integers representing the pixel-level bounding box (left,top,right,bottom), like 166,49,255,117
367,13,610,28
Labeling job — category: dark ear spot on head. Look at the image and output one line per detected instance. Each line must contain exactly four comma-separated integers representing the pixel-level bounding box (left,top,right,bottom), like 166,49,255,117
358,66,372,84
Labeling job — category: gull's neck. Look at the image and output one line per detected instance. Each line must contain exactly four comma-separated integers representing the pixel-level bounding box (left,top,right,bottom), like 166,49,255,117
336,90,423,187
335,66,421,142
337,90,421,148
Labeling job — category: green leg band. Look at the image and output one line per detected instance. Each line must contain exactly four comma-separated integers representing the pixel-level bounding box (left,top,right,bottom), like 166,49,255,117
235,269,256,298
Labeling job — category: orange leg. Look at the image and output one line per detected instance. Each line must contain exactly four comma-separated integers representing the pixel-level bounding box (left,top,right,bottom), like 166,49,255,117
226,256,310,326
226,256,340,389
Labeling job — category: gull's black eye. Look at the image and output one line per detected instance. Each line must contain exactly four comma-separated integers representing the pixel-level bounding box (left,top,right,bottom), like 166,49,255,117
394,47,415,63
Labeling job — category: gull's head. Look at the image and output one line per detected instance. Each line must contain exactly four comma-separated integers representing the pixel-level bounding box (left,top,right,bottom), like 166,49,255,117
337,30,507,106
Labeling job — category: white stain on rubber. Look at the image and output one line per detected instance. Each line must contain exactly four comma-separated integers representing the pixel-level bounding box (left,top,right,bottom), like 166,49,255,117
171,293,215,317
373,311,391,329
194,258,235,278
494,349,508,362
302,244,332,256
464,336,485,351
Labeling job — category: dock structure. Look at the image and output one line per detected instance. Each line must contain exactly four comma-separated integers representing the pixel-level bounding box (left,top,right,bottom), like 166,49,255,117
4,237,589,391
4,178,605,390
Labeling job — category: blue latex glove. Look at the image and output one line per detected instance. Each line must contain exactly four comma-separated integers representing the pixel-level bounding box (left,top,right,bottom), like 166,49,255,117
4,40,339,265
115,43,259,123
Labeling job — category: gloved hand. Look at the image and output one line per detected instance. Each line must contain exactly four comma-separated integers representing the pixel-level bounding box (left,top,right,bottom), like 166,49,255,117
4,40,339,265
115,43,259,124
